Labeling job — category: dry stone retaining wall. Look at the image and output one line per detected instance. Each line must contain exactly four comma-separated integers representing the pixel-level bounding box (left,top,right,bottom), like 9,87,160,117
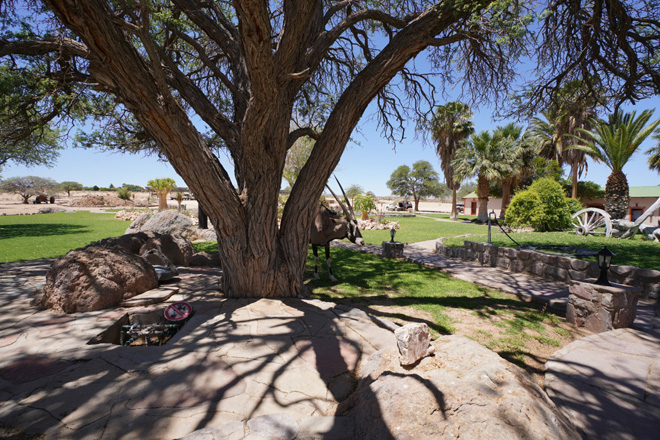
436,240,660,300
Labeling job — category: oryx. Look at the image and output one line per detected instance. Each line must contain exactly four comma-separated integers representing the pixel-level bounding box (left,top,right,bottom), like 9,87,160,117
310,178,365,282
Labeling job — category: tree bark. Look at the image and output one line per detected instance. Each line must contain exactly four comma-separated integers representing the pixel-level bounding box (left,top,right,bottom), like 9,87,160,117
450,187,459,221
500,177,513,218
477,174,490,223
571,164,578,199
42,0,485,298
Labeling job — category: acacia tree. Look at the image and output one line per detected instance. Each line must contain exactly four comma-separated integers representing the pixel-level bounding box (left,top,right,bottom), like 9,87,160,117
59,181,83,197
386,161,445,211
0,176,58,203
1,0,658,298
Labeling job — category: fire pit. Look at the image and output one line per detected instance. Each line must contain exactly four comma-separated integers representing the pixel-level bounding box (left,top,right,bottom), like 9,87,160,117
88,302,193,347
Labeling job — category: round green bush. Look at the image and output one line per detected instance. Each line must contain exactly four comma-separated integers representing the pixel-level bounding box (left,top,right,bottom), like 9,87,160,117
566,197,584,215
506,177,575,232
505,190,542,229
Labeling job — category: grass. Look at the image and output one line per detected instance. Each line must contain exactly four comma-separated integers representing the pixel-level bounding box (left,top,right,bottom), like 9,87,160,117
416,212,478,221
442,230,660,269
0,211,129,263
305,246,578,375
360,216,487,244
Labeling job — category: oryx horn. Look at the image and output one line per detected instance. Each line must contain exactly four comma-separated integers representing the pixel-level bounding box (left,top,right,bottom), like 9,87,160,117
325,184,352,220
334,176,356,219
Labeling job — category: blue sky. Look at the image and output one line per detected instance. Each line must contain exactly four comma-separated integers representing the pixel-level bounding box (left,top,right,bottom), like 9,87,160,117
3,97,659,196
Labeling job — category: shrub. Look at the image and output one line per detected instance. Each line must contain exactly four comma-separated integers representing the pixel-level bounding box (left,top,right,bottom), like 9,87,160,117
566,198,584,215
505,191,542,229
117,187,132,201
506,177,574,232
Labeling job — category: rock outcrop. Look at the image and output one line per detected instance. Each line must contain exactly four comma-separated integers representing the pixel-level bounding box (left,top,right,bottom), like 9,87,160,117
337,335,580,439
126,210,217,242
139,234,194,266
42,245,158,313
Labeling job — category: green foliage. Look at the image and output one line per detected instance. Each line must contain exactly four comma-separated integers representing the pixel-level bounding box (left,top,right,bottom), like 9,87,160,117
59,181,83,196
506,177,574,231
566,197,584,214
562,180,604,199
353,194,377,214
0,176,58,203
121,183,144,192
147,177,176,192
386,161,446,202
345,184,364,201
283,137,314,187
116,187,132,201
505,191,542,229
92,185,99,191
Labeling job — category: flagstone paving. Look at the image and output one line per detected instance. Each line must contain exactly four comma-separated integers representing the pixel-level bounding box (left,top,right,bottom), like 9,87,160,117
0,245,658,439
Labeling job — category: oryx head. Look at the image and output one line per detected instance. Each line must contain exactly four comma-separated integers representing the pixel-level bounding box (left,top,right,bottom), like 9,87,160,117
326,177,365,246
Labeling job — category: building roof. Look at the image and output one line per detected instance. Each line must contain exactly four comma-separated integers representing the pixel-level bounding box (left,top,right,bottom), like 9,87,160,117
462,186,660,200
629,186,660,198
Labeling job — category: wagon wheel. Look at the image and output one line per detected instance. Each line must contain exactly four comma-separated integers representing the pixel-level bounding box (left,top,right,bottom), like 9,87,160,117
572,208,613,238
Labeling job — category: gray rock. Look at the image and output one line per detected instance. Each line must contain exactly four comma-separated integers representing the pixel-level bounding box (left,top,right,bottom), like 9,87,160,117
128,210,193,235
188,251,221,267
42,245,158,313
337,335,580,439
124,212,152,234
394,323,434,365
246,414,298,439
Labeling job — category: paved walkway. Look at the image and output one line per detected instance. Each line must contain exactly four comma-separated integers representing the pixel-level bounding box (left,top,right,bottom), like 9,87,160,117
0,241,658,439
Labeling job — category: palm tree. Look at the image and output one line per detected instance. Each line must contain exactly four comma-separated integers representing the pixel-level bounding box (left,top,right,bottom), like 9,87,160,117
570,110,660,219
453,130,518,222
493,123,527,217
647,131,660,173
528,81,597,199
430,101,475,221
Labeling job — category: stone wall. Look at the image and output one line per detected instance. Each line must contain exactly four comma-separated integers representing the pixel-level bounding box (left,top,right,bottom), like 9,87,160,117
435,240,660,300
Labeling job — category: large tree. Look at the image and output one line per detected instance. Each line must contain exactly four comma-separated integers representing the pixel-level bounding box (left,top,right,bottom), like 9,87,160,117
0,175,58,203
430,101,474,221
1,0,659,298
386,161,446,211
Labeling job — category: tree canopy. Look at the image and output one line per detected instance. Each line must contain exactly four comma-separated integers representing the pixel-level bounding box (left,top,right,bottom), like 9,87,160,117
1,0,658,297
0,175,58,203
386,160,445,211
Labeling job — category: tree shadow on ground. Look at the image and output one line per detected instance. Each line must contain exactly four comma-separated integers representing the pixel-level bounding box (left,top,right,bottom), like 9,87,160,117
0,224,88,240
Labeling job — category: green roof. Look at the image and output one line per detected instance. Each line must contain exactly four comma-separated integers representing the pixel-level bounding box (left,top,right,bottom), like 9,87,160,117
462,186,660,199
629,186,660,197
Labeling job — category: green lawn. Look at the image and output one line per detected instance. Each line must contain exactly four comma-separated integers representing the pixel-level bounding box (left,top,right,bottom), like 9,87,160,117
0,211,129,263
304,247,575,374
360,216,487,244
442,231,660,269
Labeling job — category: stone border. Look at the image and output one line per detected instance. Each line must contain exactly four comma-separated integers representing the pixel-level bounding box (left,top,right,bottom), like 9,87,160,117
435,240,660,300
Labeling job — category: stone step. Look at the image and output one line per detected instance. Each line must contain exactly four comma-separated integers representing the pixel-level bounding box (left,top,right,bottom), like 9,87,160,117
120,286,179,307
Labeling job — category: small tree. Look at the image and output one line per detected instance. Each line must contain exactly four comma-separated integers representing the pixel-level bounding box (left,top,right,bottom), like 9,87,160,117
59,181,83,197
116,187,132,204
353,194,377,220
175,192,184,212
387,161,446,211
0,176,58,204
345,184,364,207
147,178,176,211
282,137,314,188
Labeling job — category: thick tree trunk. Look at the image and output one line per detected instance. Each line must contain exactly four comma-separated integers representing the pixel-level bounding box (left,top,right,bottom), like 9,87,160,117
605,170,629,220
571,165,578,199
500,177,513,218
450,187,459,221
476,174,490,223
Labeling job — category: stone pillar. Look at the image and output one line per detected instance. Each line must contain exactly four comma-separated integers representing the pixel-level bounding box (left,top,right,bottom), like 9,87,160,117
567,280,642,333
382,241,404,258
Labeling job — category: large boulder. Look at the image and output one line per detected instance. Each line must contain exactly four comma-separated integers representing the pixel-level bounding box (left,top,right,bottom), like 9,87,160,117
126,210,217,242
126,210,192,235
337,335,580,439
42,245,158,313
97,231,158,254
139,234,194,266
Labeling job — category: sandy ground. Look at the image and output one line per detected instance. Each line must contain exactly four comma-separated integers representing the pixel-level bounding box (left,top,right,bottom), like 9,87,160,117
0,192,456,216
